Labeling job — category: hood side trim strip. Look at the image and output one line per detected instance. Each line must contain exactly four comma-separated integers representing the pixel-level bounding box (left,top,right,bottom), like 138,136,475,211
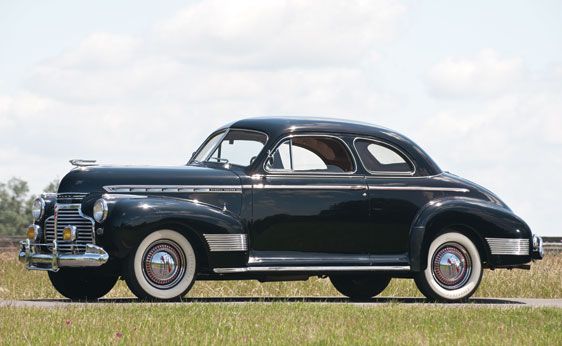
103,185,243,193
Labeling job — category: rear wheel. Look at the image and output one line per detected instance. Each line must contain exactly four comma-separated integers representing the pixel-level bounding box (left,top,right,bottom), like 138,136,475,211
414,232,483,302
124,229,197,301
48,268,118,300
330,273,391,301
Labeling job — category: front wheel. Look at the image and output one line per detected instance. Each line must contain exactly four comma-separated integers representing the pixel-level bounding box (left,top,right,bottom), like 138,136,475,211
124,229,197,301
414,232,483,302
330,273,391,301
48,268,118,300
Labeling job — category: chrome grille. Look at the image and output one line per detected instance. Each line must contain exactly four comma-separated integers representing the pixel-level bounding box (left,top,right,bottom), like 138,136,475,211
45,204,95,252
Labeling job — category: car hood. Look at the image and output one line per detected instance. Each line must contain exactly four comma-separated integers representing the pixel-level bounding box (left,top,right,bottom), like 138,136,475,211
58,165,241,194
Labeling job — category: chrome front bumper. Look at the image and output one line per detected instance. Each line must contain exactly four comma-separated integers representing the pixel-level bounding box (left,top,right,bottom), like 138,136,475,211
18,239,109,272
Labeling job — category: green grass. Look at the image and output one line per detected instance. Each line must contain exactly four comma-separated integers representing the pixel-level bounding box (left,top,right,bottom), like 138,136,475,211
1,250,561,345
0,250,560,300
0,304,560,345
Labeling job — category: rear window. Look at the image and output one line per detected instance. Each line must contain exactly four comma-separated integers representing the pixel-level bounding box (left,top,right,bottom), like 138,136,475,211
354,139,413,174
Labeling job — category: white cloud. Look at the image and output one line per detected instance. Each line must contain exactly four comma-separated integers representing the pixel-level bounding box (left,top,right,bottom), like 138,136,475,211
422,54,562,236
154,0,406,67
1,0,408,194
427,49,525,98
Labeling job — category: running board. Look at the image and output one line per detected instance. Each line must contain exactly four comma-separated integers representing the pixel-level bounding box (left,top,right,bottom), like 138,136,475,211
213,265,411,274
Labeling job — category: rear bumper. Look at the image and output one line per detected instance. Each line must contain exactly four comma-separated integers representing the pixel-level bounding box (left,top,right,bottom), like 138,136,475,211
18,239,109,272
531,234,544,259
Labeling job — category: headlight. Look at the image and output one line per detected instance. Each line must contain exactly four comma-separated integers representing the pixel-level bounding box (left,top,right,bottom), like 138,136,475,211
31,198,45,221
93,199,108,223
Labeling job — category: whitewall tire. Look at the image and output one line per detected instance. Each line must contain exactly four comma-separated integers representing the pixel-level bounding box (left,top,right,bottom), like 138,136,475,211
124,229,197,300
414,232,483,302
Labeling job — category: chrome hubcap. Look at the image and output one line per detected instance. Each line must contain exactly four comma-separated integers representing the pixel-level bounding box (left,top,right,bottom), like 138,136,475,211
431,242,472,290
142,240,186,289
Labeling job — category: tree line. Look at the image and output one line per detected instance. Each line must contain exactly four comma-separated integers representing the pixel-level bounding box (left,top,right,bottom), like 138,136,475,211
0,178,59,236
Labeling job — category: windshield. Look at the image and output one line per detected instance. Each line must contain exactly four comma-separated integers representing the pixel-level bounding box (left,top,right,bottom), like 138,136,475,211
192,129,267,167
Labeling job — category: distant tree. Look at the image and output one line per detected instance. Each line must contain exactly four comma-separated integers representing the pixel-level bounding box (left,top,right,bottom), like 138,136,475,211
43,179,60,193
0,178,32,235
0,177,60,236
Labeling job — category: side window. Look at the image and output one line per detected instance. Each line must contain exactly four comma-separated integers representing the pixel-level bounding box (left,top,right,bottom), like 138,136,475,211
355,139,413,174
266,136,354,173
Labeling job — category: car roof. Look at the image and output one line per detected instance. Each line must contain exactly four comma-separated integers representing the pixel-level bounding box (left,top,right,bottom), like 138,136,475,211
218,116,442,176
227,116,393,137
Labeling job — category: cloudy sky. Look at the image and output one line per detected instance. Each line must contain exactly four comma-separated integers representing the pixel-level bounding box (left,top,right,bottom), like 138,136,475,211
1,0,561,235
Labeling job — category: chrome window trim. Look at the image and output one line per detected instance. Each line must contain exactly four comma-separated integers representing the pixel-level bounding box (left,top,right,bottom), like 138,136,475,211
353,137,416,176
263,133,358,175
367,185,469,193
191,128,269,167
486,238,530,256
190,129,228,164
103,185,243,193
214,265,411,273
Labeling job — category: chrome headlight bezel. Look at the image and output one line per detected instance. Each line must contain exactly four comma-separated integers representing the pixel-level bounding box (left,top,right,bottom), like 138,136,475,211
93,198,109,223
31,198,45,221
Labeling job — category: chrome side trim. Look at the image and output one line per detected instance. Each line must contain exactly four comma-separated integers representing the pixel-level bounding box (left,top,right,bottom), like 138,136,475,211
253,184,365,190
102,193,148,200
203,234,248,252
486,238,529,256
214,265,411,273
353,137,416,176
103,185,243,193
367,185,469,193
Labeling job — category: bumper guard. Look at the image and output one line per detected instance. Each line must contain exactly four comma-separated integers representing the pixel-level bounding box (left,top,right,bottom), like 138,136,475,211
18,239,109,272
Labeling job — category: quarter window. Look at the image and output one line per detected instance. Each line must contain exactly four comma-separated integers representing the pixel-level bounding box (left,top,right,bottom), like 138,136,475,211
266,136,354,173
355,139,413,174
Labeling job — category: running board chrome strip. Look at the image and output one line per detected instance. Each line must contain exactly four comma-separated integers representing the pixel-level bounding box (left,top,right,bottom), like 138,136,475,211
213,265,411,273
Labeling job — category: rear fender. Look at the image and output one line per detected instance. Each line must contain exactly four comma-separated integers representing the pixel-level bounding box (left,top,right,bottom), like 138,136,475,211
409,197,532,271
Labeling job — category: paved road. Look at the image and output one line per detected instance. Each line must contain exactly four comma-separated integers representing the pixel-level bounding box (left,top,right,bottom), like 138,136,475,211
1,297,561,308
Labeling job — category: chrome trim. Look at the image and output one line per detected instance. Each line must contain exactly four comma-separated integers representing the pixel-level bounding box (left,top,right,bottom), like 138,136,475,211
18,239,108,272
103,185,243,194
102,193,148,200
353,137,416,176
486,238,530,256
32,197,45,221
46,204,96,249
69,159,98,167
93,198,108,223
214,265,411,273
532,234,544,258
190,128,269,167
263,133,358,175
253,184,365,190
367,185,469,193
203,234,248,252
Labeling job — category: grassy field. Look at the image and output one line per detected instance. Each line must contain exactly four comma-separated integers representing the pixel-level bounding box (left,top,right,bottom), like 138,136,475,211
0,250,560,300
1,250,561,345
0,304,560,345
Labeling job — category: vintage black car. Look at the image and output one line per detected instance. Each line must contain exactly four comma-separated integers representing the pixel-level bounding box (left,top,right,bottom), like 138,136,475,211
19,117,543,302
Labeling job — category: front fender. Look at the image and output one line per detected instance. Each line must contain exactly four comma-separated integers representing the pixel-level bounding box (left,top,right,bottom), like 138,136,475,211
409,197,532,271
98,196,244,259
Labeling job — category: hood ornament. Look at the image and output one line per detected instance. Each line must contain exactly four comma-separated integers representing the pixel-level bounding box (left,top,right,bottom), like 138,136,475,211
69,159,98,167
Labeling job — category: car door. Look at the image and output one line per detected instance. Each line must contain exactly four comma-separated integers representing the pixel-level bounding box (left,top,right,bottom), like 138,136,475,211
354,137,429,256
249,134,371,265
